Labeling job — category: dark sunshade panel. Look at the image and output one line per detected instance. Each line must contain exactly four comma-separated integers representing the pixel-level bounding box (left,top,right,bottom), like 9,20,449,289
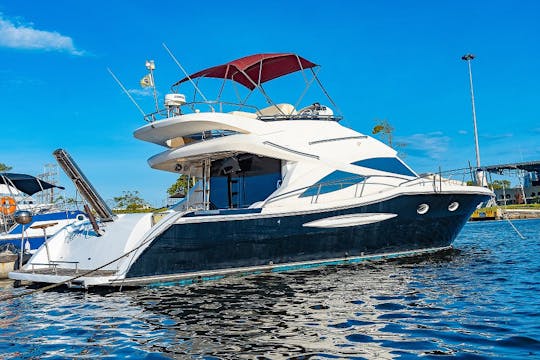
0,173,64,196
173,53,317,90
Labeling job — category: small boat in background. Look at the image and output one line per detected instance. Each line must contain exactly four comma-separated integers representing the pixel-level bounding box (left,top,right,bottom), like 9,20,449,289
0,247,17,278
0,173,87,254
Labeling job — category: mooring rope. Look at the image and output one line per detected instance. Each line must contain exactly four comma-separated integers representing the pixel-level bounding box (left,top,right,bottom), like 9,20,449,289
500,208,527,240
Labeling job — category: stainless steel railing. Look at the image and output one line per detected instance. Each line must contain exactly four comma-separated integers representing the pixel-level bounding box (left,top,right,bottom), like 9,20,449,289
262,167,475,206
142,100,342,123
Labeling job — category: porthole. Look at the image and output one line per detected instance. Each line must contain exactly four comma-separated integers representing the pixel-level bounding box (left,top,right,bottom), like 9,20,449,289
417,203,429,215
448,202,459,212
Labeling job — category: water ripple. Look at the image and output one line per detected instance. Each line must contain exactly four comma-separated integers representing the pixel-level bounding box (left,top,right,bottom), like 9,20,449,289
0,219,539,359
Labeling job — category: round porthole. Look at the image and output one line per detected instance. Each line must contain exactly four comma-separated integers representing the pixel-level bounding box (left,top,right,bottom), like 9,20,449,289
448,202,459,212
417,203,429,215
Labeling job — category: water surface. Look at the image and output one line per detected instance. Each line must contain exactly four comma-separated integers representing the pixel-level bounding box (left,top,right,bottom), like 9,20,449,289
1,219,539,359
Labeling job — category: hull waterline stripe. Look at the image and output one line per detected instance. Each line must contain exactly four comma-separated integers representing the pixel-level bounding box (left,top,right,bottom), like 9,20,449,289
109,246,452,287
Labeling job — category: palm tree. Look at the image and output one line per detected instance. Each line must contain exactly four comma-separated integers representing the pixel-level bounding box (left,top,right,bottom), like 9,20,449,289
372,119,407,157
0,163,12,172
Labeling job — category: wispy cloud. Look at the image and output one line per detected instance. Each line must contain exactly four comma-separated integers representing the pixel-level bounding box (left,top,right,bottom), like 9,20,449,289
0,13,84,55
0,69,44,88
128,88,155,97
397,132,451,160
458,130,468,135
480,133,513,140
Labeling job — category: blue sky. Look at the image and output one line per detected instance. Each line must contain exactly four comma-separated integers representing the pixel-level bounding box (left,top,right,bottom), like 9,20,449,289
1,0,538,206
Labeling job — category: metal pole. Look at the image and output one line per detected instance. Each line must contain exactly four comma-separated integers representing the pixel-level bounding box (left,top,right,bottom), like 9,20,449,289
107,67,147,117
502,181,507,206
162,43,211,104
19,224,25,269
42,228,51,263
462,54,481,169
145,60,159,112
520,170,528,205
149,67,159,112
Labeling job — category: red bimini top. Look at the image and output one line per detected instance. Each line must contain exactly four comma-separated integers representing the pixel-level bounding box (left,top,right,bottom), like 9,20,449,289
172,53,317,90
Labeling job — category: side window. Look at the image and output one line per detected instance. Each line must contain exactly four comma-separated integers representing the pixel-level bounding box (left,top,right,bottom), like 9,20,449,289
352,157,416,177
300,171,365,197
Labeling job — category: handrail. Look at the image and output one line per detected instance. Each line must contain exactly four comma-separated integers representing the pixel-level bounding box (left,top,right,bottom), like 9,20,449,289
258,114,342,122
31,260,79,275
143,100,342,123
143,101,261,122
261,167,474,206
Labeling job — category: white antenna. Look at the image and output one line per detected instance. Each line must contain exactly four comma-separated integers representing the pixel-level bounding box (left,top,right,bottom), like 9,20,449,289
162,43,210,103
107,67,146,117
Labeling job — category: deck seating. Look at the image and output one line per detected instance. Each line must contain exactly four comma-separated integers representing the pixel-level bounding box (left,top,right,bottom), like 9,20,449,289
257,103,297,117
228,110,258,119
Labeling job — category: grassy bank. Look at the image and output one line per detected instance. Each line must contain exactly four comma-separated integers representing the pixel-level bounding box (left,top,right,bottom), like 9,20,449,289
499,203,540,210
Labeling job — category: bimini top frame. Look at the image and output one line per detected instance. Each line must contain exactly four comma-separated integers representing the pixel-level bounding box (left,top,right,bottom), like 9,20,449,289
164,53,341,120
172,53,317,91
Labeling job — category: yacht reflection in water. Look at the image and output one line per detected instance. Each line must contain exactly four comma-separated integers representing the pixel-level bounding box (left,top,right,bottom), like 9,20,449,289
129,252,461,358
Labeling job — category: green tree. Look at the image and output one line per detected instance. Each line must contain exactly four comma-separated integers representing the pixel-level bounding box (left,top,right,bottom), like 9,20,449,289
113,190,148,211
0,163,12,172
55,195,79,208
372,119,395,146
490,180,511,190
167,175,196,197
372,119,407,157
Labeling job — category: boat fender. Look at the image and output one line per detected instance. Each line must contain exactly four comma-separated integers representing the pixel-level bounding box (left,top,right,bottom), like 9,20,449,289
0,196,16,215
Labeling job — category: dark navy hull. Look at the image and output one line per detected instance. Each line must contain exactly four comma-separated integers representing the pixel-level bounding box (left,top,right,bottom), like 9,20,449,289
126,192,489,278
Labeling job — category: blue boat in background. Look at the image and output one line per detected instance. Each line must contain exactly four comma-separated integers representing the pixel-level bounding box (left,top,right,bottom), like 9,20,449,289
1,210,87,252
0,173,87,254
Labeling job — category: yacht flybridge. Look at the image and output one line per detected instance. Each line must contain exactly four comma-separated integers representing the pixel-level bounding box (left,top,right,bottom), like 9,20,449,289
10,53,493,288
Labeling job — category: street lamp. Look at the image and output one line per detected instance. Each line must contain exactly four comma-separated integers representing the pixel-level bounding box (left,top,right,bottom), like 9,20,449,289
462,53,485,186
461,53,481,169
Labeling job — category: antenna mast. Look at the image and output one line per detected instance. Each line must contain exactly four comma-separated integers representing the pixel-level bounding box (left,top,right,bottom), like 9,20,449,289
145,60,160,112
162,43,210,104
107,67,146,117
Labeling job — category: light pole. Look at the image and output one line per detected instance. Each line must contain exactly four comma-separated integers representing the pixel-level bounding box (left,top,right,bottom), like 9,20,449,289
462,53,485,186
461,54,481,169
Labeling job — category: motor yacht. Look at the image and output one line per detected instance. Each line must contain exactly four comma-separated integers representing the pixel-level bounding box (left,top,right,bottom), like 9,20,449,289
9,53,493,288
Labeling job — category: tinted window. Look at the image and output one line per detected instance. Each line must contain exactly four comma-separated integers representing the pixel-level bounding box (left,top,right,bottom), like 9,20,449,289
353,157,415,177
300,171,365,197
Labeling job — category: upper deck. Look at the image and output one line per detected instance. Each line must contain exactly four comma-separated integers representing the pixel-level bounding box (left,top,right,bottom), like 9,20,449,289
142,100,342,123
137,53,343,127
